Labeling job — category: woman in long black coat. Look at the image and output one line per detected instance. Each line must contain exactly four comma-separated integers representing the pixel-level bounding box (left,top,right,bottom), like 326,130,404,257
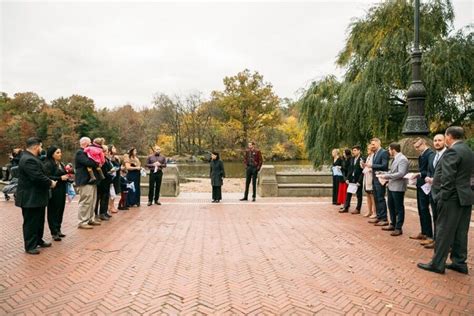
43,146,69,241
210,152,225,203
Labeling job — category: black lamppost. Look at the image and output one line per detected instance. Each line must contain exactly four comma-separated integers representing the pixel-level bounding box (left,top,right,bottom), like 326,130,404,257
402,0,429,135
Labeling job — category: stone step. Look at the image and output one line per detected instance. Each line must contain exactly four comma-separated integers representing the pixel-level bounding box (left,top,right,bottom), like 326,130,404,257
277,183,332,197
276,172,332,184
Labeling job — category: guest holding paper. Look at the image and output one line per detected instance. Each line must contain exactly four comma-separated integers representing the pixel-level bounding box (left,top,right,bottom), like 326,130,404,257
423,134,447,249
418,126,474,275
378,143,409,236
340,145,364,214
331,149,343,206
337,149,352,207
409,138,435,244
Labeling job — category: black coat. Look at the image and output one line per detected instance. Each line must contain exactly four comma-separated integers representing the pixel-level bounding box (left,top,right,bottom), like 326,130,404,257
74,148,98,186
346,156,365,185
341,157,351,181
15,151,52,208
417,148,434,188
432,141,474,206
97,158,114,190
43,159,67,198
210,160,225,187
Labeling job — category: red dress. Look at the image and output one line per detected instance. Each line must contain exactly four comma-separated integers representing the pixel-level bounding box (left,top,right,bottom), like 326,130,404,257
337,181,348,204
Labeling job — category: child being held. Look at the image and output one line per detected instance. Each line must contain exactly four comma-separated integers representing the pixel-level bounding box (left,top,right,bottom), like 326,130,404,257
118,168,133,210
64,163,76,202
83,137,106,183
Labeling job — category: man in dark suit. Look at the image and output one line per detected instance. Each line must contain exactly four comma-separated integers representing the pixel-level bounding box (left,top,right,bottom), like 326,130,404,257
363,138,389,226
410,138,435,242
418,126,474,274
340,145,364,214
240,141,263,202
15,137,57,255
422,134,447,249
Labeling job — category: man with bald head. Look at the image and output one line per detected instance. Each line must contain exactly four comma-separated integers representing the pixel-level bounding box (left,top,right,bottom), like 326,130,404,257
75,137,101,229
418,127,474,274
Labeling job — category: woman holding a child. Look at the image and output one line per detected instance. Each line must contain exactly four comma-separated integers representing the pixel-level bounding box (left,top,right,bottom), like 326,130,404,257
124,148,141,207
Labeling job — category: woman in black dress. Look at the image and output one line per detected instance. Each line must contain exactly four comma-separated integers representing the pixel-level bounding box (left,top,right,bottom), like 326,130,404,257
331,148,343,205
210,152,225,203
124,148,141,207
43,146,69,241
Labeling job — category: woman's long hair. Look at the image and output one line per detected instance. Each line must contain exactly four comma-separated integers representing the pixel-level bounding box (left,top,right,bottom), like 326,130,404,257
128,147,136,158
46,145,59,162
211,151,220,161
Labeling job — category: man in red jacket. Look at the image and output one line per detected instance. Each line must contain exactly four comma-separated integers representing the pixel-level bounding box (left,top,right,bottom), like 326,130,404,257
240,142,263,202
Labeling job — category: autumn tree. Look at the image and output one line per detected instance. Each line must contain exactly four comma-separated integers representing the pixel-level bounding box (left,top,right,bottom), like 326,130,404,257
299,0,473,166
211,69,281,148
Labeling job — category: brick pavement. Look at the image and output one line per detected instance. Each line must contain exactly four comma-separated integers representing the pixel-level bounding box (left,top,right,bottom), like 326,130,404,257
0,193,472,315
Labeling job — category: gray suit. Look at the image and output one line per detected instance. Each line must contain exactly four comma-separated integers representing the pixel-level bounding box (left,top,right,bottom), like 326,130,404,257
430,141,474,271
384,153,409,192
383,153,409,230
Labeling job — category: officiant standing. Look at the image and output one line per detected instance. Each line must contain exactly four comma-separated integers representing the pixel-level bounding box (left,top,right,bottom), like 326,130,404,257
146,146,167,206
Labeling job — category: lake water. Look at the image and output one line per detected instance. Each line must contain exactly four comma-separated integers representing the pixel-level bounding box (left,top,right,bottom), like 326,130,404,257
0,153,314,178
176,160,315,178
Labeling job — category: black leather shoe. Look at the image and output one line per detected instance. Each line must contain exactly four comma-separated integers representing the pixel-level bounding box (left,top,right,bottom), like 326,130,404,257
147,201,152,206
99,214,109,221
382,225,395,231
417,262,445,274
252,198,256,202
58,232,66,237
38,242,52,248
26,249,40,255
52,235,62,241
339,208,349,213
155,201,161,205
446,263,468,275
240,198,248,201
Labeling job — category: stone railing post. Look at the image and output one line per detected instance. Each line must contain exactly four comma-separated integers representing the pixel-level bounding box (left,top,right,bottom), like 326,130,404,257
258,165,278,197
161,165,180,197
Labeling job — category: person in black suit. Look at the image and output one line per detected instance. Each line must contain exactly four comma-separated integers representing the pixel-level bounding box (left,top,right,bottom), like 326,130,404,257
363,138,389,226
340,145,364,214
210,152,226,203
15,137,57,255
409,138,435,242
43,146,69,241
95,145,114,221
418,126,474,274
422,134,447,249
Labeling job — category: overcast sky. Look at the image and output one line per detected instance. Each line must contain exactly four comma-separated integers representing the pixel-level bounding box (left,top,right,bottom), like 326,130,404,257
1,0,472,108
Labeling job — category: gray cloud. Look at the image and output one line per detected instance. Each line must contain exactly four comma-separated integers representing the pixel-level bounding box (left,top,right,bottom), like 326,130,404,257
1,1,472,108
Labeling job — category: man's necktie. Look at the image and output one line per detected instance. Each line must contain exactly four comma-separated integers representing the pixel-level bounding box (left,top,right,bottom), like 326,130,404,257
433,152,440,167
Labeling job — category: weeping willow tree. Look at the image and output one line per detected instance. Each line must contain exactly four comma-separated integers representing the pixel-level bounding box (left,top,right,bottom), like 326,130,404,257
299,0,473,167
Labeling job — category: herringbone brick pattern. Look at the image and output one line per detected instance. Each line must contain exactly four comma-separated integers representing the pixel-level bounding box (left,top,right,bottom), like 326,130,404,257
0,194,472,315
